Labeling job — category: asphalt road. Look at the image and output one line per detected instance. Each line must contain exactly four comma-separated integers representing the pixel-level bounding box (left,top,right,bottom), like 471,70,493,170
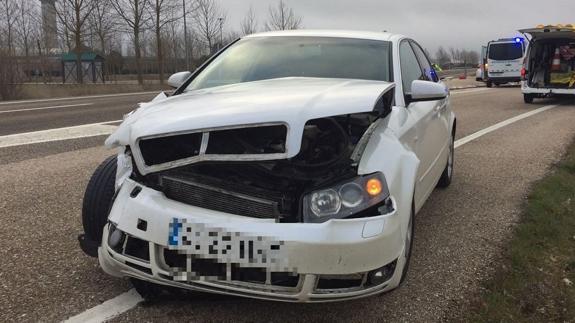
0,92,157,136
0,88,574,322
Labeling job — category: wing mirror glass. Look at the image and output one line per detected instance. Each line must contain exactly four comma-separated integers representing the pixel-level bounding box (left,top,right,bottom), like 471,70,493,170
167,71,192,89
409,80,448,102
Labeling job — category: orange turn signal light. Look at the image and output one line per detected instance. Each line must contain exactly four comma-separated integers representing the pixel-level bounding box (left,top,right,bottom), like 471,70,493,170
365,178,383,196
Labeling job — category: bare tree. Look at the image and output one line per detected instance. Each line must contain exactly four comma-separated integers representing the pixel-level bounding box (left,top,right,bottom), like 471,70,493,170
435,46,451,67
150,0,180,83
14,0,41,81
55,0,96,84
0,0,19,55
466,50,480,65
264,0,302,31
193,0,226,54
111,0,151,85
0,0,22,99
240,5,257,36
89,0,117,54
449,47,458,64
15,0,39,59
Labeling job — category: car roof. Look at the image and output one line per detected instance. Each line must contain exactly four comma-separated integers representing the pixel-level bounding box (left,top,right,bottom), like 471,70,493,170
243,29,404,42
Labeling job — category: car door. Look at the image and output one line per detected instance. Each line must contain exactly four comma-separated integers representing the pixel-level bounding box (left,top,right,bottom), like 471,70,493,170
399,40,449,209
411,41,451,194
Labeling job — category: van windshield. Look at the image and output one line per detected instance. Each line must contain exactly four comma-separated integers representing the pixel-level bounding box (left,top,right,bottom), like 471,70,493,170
488,43,523,60
186,37,392,91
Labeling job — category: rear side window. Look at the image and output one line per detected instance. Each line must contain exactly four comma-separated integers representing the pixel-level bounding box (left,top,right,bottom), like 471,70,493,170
488,43,523,60
399,41,424,93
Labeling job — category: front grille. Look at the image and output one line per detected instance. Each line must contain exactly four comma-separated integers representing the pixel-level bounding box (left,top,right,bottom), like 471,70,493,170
137,124,287,168
206,125,287,154
161,176,283,219
139,132,202,166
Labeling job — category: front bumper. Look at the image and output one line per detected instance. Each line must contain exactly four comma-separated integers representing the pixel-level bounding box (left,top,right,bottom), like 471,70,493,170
99,179,405,302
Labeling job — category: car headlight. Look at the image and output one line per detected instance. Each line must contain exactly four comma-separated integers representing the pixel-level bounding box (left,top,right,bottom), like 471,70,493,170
303,172,390,223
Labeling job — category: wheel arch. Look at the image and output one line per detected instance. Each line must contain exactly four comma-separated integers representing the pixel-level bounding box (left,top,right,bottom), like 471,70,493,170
358,129,419,233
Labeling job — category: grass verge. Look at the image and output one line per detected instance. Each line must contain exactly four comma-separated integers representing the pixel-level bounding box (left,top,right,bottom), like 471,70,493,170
467,140,575,322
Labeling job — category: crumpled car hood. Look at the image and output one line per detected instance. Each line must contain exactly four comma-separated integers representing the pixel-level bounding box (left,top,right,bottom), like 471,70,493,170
106,77,394,158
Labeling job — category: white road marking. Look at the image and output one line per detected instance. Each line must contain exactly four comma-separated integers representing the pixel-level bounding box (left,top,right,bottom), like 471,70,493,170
455,104,559,148
0,103,93,114
451,88,490,95
0,120,121,148
62,289,143,323
0,91,160,106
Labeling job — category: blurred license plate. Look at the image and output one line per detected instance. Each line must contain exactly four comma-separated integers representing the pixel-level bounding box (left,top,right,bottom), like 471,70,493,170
167,218,286,267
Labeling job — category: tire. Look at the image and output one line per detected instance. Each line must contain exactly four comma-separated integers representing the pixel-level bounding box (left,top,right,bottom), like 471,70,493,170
486,80,493,88
524,93,534,104
399,202,415,285
131,279,170,301
81,156,117,246
437,133,454,188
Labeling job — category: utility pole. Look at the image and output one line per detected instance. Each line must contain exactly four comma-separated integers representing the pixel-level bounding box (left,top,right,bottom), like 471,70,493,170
218,17,224,50
183,0,189,70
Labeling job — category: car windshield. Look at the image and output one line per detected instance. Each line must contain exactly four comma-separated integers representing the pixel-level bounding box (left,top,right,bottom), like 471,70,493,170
186,36,392,91
488,42,523,60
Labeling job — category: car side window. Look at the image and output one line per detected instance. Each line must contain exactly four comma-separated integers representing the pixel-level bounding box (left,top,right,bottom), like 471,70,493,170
399,41,424,94
411,42,439,82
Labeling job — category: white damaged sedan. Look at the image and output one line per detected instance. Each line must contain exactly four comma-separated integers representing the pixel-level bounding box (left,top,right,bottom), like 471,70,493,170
79,30,456,302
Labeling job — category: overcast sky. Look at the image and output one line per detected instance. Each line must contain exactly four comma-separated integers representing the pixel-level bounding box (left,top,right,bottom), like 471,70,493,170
222,0,574,55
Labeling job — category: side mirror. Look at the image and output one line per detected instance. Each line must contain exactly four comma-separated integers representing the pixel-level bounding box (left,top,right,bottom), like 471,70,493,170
410,80,448,102
167,71,192,89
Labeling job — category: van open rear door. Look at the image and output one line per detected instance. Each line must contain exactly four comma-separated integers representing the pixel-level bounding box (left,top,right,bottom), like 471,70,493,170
519,25,575,100
519,25,575,41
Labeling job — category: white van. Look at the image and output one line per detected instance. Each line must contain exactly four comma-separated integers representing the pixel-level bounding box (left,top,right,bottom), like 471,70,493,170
485,38,526,88
520,25,575,103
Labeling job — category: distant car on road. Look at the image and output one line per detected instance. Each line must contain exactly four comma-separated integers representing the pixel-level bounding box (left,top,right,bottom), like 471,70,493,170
79,30,456,302
520,24,575,103
476,65,483,81
486,38,526,87
476,46,488,82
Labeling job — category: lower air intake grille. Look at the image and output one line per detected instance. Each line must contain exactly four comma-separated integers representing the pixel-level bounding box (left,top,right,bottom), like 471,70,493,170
161,176,280,219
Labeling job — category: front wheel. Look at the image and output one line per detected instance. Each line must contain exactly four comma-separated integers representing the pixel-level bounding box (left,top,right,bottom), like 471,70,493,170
437,133,454,188
523,93,534,104
486,80,493,88
79,156,117,257
399,203,415,285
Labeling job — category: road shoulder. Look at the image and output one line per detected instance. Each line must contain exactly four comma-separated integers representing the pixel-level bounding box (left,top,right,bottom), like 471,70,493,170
463,138,575,322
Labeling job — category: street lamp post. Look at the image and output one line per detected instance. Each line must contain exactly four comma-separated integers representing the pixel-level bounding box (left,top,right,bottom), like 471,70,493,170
218,17,224,50
183,0,189,70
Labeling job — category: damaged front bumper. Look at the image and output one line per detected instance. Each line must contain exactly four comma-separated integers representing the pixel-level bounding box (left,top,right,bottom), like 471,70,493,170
99,179,404,302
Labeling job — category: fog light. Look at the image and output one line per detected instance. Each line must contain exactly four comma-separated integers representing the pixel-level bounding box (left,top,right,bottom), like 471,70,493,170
108,224,125,249
367,260,397,286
